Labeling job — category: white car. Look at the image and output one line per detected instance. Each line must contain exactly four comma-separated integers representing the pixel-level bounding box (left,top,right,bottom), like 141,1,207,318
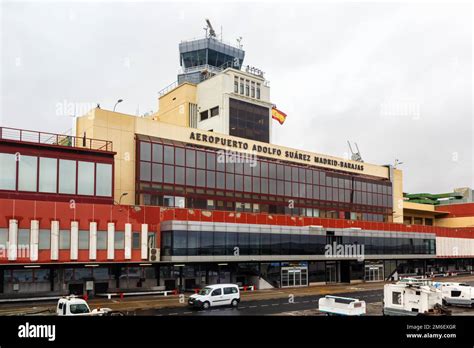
188,284,240,309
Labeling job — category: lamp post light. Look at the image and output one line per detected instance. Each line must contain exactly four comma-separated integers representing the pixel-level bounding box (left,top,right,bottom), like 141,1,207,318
114,192,128,206
113,99,124,112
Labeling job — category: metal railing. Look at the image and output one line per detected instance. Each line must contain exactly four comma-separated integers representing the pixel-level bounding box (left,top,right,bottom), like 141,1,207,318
0,127,113,152
158,81,179,97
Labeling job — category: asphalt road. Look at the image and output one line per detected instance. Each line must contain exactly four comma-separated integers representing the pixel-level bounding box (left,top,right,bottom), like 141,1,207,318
131,289,383,316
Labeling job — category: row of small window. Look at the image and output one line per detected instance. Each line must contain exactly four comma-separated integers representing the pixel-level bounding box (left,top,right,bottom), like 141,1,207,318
161,230,436,256
0,229,148,250
234,76,261,99
199,106,219,121
138,142,392,194
139,163,392,207
140,194,389,222
0,153,112,197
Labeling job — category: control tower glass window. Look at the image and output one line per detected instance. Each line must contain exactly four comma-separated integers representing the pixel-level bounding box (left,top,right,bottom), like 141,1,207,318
229,98,269,143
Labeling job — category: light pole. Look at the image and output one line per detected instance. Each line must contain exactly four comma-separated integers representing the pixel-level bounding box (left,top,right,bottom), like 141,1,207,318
114,192,128,205
113,99,124,112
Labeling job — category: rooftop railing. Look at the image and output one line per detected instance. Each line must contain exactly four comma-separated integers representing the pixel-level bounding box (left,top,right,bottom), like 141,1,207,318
0,127,113,152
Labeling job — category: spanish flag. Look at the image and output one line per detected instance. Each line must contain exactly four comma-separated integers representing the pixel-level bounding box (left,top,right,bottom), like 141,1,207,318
272,106,287,125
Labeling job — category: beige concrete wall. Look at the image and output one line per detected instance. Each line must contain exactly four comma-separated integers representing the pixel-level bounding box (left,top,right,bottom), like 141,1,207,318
403,201,436,212
392,169,403,223
76,108,136,205
156,83,197,127
435,217,474,228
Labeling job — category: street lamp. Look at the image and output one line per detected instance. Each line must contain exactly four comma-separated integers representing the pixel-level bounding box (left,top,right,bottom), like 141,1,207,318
114,192,128,205
113,99,124,112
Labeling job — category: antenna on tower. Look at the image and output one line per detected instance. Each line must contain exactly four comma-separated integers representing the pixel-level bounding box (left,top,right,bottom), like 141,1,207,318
205,19,216,38
347,141,364,162
236,36,243,49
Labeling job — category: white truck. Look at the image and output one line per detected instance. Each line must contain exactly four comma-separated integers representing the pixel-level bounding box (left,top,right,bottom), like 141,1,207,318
383,278,450,316
318,295,366,316
56,296,122,316
433,282,474,307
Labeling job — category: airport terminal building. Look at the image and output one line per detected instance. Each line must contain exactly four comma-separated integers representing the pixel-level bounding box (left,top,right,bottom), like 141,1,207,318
0,31,473,297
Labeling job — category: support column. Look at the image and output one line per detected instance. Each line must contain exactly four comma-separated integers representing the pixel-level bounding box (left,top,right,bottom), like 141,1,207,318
107,222,115,260
70,221,78,260
89,222,97,260
50,221,59,261
8,219,18,261
30,220,39,262
141,224,148,260
124,223,132,260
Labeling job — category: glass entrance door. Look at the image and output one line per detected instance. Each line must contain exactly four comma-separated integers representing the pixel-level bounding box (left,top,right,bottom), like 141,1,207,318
364,264,384,282
326,262,340,283
281,267,308,288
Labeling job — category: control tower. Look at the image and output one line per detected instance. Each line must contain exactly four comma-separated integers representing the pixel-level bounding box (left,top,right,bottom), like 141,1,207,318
178,19,245,84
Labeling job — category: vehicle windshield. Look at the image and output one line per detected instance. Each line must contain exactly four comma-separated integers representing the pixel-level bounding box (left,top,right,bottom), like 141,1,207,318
69,304,90,314
199,287,212,296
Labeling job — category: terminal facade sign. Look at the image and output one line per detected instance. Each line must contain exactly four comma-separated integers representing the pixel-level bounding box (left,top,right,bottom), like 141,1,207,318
189,131,365,172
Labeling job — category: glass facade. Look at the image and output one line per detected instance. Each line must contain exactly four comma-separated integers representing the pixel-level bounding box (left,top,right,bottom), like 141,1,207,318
0,151,113,198
137,136,393,222
162,230,435,257
229,98,269,143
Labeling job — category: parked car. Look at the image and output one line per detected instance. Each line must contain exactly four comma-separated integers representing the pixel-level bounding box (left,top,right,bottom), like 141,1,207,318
188,284,240,309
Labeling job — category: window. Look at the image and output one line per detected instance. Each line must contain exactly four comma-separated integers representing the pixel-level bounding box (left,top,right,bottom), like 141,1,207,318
0,153,16,190
78,230,89,249
152,143,163,163
210,106,219,117
115,232,125,249
59,230,70,249
96,163,112,197
256,83,261,99
0,228,7,246
39,230,50,249
392,291,402,305
18,229,30,246
234,77,239,93
140,141,151,161
132,232,140,249
211,288,222,296
224,287,238,294
97,231,107,250
245,80,250,96
59,159,76,194
251,81,255,98
164,165,174,183
39,157,57,193
229,98,269,142
18,155,37,191
240,78,244,94
77,161,94,195
186,149,195,167
200,110,209,121
140,162,151,181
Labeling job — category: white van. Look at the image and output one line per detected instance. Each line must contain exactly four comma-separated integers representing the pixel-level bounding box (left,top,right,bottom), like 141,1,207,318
188,284,240,309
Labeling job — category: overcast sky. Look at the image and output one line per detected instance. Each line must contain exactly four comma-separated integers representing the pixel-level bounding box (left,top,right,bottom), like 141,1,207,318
1,1,472,193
